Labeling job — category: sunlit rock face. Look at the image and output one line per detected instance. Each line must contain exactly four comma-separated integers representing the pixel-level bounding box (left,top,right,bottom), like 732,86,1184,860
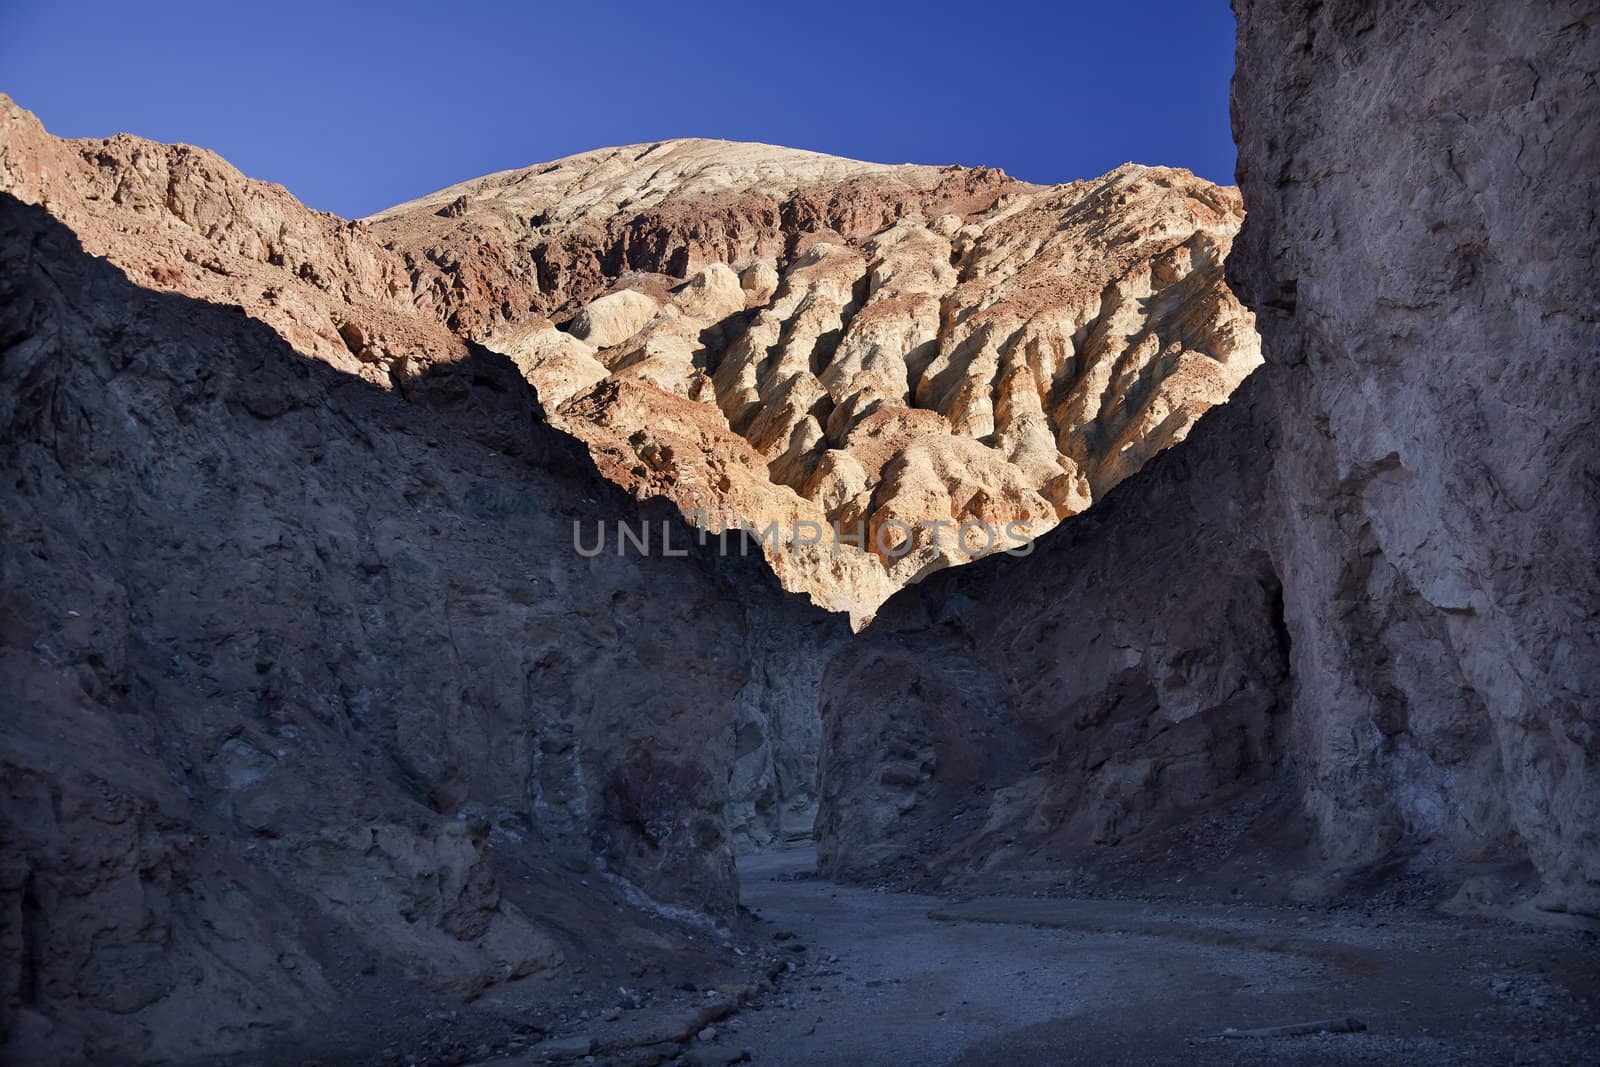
372,141,1261,620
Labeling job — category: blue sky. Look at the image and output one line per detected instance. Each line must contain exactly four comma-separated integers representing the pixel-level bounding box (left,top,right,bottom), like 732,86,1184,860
1,2,1238,219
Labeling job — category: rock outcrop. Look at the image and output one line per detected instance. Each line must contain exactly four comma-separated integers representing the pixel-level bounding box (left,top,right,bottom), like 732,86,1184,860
0,97,450,389
0,99,1260,626
817,0,1600,918
372,141,1261,619
0,97,853,864
816,381,1290,887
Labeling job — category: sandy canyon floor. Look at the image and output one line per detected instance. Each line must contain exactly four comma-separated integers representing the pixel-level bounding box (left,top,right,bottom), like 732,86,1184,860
441,848,1600,1067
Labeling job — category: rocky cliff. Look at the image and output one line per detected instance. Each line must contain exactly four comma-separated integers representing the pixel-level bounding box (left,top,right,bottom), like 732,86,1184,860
0,195,845,1063
816,379,1291,888
0,96,849,856
1230,0,1600,916
0,98,447,388
371,141,1261,619
818,0,1600,918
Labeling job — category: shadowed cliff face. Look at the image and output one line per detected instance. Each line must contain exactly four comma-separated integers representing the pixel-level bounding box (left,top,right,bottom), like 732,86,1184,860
814,373,1295,891
817,0,1600,917
0,95,855,857
0,196,845,1064
1229,0,1600,914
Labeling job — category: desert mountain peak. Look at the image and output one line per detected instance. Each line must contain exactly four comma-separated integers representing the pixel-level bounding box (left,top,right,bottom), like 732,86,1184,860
369,137,997,226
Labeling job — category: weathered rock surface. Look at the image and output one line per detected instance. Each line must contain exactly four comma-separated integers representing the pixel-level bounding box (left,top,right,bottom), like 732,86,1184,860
0,94,848,861
1,98,1260,625
366,139,1022,332
0,95,453,389
0,195,844,1064
817,0,1600,917
6,4,1597,1061
373,141,1261,619
1230,0,1600,915
817,378,1292,888
0,90,1266,872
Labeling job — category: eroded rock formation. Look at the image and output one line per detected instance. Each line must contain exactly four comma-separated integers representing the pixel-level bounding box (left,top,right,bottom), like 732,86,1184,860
1,100,1260,625
0,98,450,388
816,382,1290,887
371,141,1261,618
817,0,1600,919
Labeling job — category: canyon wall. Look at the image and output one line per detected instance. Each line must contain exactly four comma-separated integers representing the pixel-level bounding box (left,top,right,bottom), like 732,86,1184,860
819,0,1600,914
3,3,1596,1061
0,97,444,388
816,379,1292,888
0,195,844,1064
0,95,846,863
1231,0,1600,914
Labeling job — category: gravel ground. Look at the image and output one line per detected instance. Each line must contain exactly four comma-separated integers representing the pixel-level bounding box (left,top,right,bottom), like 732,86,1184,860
683,847,1600,1067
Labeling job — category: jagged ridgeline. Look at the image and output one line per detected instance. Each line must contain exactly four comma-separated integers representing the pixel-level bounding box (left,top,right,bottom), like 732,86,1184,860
0,99,1263,622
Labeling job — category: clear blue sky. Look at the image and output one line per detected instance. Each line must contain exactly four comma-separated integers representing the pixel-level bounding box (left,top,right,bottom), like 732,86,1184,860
1,1,1238,219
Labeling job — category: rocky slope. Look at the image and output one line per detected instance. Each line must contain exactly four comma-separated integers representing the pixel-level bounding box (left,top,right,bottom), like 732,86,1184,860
0,97,450,388
816,379,1290,887
0,192,846,1063
371,141,1261,619
818,0,1600,919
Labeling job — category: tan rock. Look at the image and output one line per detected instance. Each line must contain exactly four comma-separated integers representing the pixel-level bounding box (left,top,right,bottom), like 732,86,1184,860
569,288,661,348
483,322,609,408
367,145,1260,621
